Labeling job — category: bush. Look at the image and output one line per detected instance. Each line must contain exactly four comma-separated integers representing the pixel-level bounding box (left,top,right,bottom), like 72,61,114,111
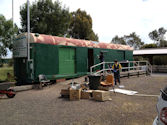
0,67,14,82
0,63,3,67
8,59,14,67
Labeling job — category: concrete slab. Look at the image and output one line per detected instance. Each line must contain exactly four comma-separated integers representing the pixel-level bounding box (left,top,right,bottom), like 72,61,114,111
10,85,33,92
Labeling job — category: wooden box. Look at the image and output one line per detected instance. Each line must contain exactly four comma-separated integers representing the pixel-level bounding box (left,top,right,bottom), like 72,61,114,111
81,90,93,99
98,86,113,91
93,90,111,101
70,88,82,101
60,89,70,98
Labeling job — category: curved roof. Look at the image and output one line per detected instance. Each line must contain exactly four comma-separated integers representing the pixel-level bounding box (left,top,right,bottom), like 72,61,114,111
17,33,133,50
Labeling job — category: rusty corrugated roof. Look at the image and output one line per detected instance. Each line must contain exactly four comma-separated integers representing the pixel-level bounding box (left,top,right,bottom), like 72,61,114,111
18,33,133,50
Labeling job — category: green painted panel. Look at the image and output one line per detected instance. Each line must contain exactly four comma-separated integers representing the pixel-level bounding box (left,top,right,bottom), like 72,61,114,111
92,48,133,71
125,50,133,67
76,47,88,73
125,50,133,61
103,49,127,62
32,43,59,80
59,47,75,74
116,50,125,61
103,49,115,62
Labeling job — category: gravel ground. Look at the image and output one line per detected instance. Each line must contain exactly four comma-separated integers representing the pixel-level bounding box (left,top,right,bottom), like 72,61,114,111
0,75,167,125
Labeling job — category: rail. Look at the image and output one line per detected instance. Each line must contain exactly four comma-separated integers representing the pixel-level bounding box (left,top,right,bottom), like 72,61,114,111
90,60,152,76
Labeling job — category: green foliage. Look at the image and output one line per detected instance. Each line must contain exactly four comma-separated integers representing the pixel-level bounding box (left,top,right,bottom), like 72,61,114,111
159,40,167,47
20,1,98,41
148,30,159,42
111,35,126,45
140,43,157,49
69,9,98,41
20,0,71,36
148,27,167,47
0,58,13,67
0,15,18,58
0,66,14,82
124,32,144,49
8,59,14,67
111,32,143,49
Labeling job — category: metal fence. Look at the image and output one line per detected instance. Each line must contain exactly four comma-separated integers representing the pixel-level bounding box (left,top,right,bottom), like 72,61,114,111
90,61,152,76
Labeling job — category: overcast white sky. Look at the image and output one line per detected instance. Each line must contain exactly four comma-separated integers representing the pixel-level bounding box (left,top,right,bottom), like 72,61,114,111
1,0,167,57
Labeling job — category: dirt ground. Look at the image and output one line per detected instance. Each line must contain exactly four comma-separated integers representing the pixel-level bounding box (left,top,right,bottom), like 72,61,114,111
0,75,167,125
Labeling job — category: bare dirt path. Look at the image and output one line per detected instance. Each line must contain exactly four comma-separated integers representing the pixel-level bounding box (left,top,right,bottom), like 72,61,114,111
0,75,167,125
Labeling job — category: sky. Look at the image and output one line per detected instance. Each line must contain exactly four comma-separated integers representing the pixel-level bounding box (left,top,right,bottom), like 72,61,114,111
1,0,167,57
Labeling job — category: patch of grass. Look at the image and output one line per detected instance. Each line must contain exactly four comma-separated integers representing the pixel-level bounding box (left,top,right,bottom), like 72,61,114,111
0,66,15,82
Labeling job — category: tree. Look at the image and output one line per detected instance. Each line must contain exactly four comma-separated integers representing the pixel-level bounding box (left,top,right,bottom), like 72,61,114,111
148,30,159,42
20,0,71,36
111,35,126,45
140,43,157,49
69,9,98,41
148,27,167,47
111,32,144,49
124,32,144,49
0,15,18,58
159,40,167,47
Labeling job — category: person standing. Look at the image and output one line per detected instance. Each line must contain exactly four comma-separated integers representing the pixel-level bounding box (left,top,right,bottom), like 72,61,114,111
112,60,122,86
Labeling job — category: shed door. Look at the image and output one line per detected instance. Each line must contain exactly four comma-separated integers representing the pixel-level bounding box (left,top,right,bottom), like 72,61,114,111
59,48,75,74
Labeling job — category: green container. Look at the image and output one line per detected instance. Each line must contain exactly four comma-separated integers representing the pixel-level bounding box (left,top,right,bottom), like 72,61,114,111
14,42,133,84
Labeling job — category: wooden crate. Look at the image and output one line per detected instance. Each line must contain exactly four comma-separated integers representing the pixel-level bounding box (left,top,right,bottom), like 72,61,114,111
60,89,70,98
70,88,82,101
81,90,93,99
93,90,111,101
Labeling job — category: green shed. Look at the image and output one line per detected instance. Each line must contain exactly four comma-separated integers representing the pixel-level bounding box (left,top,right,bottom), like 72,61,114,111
13,33,133,85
